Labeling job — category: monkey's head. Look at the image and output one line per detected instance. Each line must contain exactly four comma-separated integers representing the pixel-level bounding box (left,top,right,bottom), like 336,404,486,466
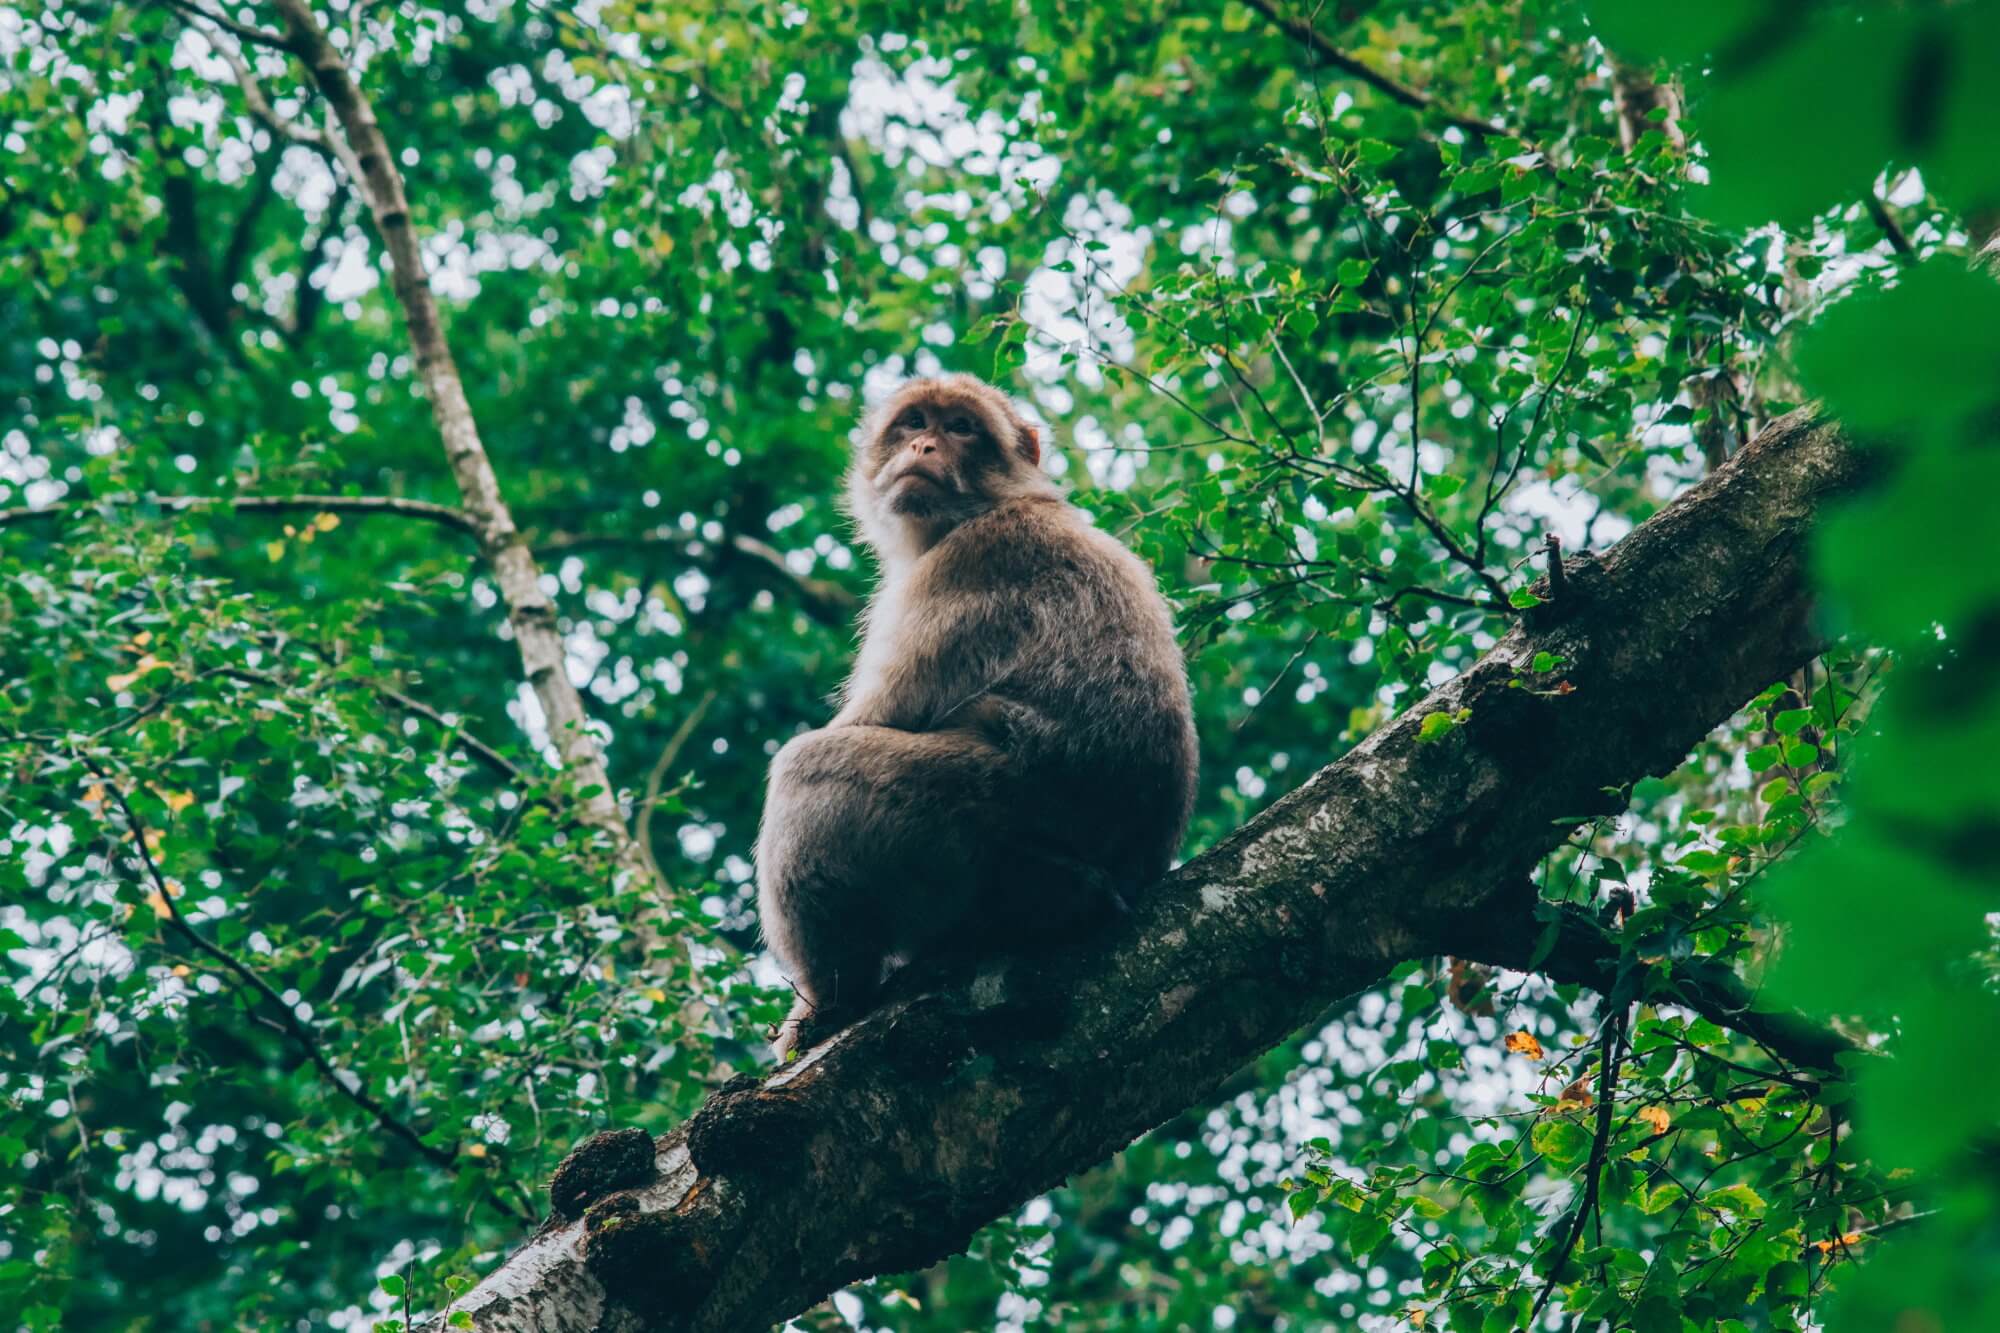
849,374,1054,557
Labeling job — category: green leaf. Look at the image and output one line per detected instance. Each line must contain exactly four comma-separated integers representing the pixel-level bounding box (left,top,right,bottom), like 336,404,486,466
1771,707,1813,735
1508,588,1542,610
379,1275,406,1298
1529,1117,1591,1169
1707,1183,1766,1219
1417,711,1461,744
1745,744,1783,772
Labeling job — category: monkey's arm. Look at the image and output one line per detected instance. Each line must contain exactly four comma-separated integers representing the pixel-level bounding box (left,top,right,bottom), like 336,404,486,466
835,579,1049,732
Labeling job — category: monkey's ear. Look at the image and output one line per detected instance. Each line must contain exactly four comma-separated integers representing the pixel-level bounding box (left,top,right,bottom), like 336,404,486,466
1017,424,1041,467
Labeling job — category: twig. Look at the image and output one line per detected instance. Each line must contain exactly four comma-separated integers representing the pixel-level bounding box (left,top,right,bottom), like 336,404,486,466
636,689,718,885
92,768,457,1167
1238,0,1499,139
372,684,526,783
1861,192,1916,262
197,25,325,146
1526,1003,1628,1327
156,0,294,54
533,528,859,625
1543,533,1565,601
1474,312,1591,569
722,534,860,624
1232,633,1319,732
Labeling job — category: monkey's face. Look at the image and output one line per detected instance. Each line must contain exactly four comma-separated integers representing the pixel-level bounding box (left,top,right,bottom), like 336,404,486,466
870,397,992,518
851,376,1050,554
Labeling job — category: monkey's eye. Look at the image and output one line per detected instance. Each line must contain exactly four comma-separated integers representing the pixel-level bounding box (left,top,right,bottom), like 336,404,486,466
899,408,926,430
946,415,974,435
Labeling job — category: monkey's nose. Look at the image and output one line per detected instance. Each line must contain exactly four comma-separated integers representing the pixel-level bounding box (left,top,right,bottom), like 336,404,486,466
912,439,938,455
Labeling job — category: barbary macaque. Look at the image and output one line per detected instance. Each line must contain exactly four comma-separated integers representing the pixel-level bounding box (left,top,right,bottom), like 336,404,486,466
755,374,1198,1058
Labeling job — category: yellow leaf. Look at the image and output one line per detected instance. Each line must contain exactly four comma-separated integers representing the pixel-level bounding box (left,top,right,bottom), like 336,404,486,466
145,890,172,919
283,523,297,537
162,790,195,815
265,540,286,562
642,987,668,1004
107,653,162,692
314,511,340,531
1553,1077,1594,1111
1637,1105,1671,1134
601,962,616,981
83,783,105,805
133,630,153,647
466,1143,488,1159
171,964,191,977
1503,1030,1545,1060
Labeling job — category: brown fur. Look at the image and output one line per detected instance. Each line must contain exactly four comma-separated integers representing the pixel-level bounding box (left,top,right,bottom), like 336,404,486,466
755,374,1198,1058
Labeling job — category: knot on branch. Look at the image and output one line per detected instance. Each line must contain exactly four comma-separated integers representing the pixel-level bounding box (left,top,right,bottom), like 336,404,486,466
582,1192,713,1324
547,1126,657,1223
686,1076,816,1179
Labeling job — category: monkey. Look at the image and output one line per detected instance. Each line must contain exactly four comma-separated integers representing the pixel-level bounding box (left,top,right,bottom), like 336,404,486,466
754,373,1198,1059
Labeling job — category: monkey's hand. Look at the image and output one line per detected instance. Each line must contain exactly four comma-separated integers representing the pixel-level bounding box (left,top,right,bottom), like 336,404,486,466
946,692,1029,746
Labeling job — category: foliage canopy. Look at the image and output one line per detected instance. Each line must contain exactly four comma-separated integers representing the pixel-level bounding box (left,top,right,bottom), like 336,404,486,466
1,1,1994,1330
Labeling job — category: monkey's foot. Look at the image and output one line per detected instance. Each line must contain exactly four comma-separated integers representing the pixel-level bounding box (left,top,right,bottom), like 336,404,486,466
770,994,841,1062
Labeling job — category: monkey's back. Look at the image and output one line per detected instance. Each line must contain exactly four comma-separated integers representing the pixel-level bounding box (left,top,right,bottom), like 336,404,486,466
925,496,1198,889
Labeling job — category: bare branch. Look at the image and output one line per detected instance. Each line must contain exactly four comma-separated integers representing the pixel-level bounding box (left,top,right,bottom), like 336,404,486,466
636,690,719,887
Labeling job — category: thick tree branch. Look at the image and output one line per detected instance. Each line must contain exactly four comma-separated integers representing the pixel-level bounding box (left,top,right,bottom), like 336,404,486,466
1444,897,1857,1076
255,1,659,897
429,409,1866,1332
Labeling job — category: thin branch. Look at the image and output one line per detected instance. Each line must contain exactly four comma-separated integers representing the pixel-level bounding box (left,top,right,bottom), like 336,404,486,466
636,689,719,886
535,527,860,625
92,768,457,1167
1447,898,1858,1075
157,0,295,54
1526,1004,1627,1328
1862,191,1917,262
0,492,484,538
200,25,326,147
373,684,527,783
1238,0,1500,139
721,534,859,623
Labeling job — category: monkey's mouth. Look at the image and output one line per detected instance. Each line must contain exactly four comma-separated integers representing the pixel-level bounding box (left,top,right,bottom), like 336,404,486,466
882,464,953,496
